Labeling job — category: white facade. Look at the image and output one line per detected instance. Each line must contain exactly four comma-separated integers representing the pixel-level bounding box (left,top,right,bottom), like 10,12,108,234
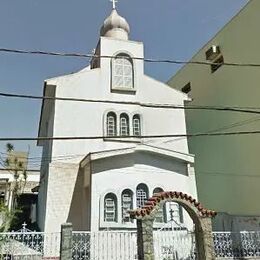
37,9,197,233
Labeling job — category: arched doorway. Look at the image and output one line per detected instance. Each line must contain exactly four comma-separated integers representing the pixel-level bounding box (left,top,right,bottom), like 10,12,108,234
130,191,217,260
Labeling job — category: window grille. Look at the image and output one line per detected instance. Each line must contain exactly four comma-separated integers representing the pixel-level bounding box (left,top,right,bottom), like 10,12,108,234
104,193,117,222
106,112,117,136
121,190,133,223
133,115,141,136
113,55,133,89
120,114,129,136
136,184,149,208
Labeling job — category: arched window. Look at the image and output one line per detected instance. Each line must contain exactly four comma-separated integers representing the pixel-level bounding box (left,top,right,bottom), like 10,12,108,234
136,184,149,208
113,54,134,89
153,188,166,223
133,114,141,136
120,113,129,136
104,193,117,222
121,189,133,223
106,112,117,136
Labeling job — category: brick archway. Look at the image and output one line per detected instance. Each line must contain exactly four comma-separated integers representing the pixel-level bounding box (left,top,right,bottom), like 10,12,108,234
130,191,217,260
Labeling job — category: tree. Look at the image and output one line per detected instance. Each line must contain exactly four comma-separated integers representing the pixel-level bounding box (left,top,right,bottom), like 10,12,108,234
4,143,28,210
0,143,28,231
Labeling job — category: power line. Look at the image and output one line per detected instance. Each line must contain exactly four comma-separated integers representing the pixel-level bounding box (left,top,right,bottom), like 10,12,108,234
1,47,260,67
1,117,259,162
4,116,259,160
158,116,260,145
20,116,260,160
1,130,260,142
198,171,260,178
1,92,260,115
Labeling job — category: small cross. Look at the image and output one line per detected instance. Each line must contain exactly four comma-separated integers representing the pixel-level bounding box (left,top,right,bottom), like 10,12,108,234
169,209,174,221
22,222,27,230
110,0,118,10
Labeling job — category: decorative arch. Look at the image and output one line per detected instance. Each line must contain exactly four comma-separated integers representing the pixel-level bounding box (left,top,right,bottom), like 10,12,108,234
130,191,217,260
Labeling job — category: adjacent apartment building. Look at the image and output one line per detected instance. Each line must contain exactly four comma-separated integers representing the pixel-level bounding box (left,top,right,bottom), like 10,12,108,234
168,0,260,231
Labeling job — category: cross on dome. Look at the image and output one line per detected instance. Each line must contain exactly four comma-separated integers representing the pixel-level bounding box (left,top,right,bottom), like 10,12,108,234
110,0,118,9
100,1,130,40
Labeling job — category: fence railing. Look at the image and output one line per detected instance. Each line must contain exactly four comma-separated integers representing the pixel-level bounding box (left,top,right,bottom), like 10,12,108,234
0,231,60,259
0,229,260,259
72,231,137,260
213,231,260,258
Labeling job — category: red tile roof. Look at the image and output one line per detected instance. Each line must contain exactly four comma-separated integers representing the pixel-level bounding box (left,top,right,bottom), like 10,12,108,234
129,191,217,219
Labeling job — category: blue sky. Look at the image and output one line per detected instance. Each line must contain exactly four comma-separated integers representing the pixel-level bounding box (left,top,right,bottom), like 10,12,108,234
0,0,248,167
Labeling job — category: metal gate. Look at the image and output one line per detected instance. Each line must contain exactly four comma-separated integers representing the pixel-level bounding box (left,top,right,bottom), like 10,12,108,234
72,231,137,260
153,203,197,260
153,229,196,260
0,226,60,259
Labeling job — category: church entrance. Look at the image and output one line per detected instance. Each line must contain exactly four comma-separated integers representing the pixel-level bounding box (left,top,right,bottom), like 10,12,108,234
153,202,196,259
130,191,217,260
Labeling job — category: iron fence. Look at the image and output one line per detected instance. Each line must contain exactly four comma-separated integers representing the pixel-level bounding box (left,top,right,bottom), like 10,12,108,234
0,229,260,259
213,231,260,258
72,231,137,260
0,231,60,259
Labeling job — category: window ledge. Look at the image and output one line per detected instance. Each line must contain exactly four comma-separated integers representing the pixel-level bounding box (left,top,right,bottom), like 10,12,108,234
100,222,136,229
103,137,142,143
111,87,136,94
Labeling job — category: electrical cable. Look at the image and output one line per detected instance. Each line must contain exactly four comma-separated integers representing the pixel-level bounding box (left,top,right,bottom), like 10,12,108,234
1,47,260,67
1,130,260,142
1,92,260,115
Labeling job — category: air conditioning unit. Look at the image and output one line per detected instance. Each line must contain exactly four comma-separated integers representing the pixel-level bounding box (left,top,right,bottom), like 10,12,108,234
205,45,221,61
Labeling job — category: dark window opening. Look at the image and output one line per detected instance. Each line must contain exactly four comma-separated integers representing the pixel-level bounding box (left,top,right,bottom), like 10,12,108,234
211,55,224,73
181,82,191,94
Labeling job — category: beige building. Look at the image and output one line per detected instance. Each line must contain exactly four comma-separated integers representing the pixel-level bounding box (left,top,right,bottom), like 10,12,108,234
168,0,260,231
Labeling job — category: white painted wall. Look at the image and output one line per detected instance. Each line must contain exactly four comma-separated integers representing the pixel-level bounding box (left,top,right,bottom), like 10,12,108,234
38,19,196,232
90,152,196,231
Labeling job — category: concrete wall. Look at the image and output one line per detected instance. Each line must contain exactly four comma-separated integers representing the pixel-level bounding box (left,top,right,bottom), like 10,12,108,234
168,0,260,217
43,162,79,233
37,93,55,231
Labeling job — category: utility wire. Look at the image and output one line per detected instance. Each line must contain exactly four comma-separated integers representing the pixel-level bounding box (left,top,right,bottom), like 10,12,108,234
1,92,260,115
1,131,260,142
3,117,257,164
3,117,260,160
198,171,260,178
1,47,260,67
159,116,260,145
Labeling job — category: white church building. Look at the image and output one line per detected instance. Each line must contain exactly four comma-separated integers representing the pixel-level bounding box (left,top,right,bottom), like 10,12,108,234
37,6,197,233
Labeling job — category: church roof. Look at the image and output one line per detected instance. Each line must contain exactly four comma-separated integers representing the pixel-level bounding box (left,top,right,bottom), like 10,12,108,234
80,144,194,167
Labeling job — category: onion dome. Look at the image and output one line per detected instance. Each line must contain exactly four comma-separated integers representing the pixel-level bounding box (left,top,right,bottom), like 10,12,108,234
100,9,130,40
